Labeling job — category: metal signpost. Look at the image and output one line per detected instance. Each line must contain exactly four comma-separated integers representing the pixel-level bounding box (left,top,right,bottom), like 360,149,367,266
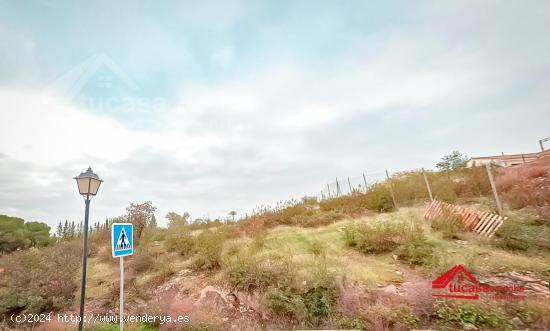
112,223,134,331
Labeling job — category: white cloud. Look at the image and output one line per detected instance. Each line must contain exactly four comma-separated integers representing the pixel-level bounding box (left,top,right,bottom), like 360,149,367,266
0,89,155,166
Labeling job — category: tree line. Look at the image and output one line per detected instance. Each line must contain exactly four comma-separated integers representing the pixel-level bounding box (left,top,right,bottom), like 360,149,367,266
2,200,237,255
0,215,53,254
54,218,111,241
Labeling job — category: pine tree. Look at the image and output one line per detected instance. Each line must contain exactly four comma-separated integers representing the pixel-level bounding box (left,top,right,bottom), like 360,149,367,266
56,221,63,241
63,220,69,239
70,221,76,238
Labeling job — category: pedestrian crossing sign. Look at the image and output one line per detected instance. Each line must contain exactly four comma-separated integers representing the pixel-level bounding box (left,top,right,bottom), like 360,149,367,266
112,223,133,257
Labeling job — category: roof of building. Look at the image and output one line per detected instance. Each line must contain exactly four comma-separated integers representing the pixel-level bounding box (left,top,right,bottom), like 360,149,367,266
469,149,550,162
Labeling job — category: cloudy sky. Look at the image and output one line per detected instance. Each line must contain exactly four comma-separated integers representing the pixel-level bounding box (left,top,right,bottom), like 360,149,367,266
1,0,549,228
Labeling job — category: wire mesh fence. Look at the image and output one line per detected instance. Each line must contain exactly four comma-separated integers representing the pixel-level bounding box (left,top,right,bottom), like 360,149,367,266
319,172,386,200
316,165,504,216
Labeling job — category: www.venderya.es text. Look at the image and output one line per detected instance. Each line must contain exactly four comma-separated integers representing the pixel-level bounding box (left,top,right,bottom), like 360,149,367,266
11,313,190,325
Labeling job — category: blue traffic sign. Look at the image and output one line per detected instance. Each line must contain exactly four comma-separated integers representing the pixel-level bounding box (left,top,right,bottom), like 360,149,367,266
112,223,133,257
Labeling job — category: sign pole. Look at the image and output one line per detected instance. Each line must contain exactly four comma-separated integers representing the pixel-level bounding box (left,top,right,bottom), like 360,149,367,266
112,223,132,331
120,256,124,331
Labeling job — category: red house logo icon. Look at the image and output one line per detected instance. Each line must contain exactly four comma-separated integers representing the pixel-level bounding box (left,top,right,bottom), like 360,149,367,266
432,265,479,300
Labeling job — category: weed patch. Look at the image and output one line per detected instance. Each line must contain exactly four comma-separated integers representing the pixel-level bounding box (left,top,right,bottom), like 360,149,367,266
364,304,420,330
164,226,195,257
343,217,434,265
494,216,534,251
222,245,295,291
0,240,81,315
395,223,434,265
191,229,227,271
434,301,512,330
431,215,465,240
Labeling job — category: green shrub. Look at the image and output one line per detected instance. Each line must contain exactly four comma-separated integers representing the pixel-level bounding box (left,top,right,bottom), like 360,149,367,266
252,231,267,249
153,261,175,284
430,176,458,203
254,253,338,327
363,184,395,212
132,250,154,273
223,247,295,291
164,226,195,257
191,229,227,271
303,262,338,325
435,301,512,330
390,305,420,329
303,286,335,320
279,204,309,225
290,211,344,227
395,222,434,265
508,299,550,328
344,218,434,265
97,245,118,265
319,183,393,214
343,225,360,247
494,217,533,251
391,172,429,205
265,287,308,324
348,221,405,254
365,304,420,329
0,240,81,315
431,215,465,240
306,239,326,257
334,315,367,330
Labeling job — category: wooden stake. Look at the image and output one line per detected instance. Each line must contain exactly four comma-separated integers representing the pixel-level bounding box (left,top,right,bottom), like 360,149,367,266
485,164,503,215
385,170,398,210
422,168,433,201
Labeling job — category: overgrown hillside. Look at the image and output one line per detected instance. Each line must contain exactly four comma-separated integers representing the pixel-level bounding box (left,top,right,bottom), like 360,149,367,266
1,163,550,330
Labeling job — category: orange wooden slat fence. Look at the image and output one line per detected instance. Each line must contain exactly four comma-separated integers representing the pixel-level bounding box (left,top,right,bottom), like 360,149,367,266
423,199,504,237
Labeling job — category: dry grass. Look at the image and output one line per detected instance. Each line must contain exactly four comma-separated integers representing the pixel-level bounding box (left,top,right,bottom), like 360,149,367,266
496,159,550,219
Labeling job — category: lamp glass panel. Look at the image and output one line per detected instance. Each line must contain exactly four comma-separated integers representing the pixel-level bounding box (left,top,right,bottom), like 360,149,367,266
88,178,102,195
76,178,91,195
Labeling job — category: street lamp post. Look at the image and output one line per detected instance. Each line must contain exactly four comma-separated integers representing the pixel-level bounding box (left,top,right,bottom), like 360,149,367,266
74,167,103,331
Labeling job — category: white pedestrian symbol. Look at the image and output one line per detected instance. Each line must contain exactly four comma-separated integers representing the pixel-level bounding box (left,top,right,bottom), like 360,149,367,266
116,228,131,250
